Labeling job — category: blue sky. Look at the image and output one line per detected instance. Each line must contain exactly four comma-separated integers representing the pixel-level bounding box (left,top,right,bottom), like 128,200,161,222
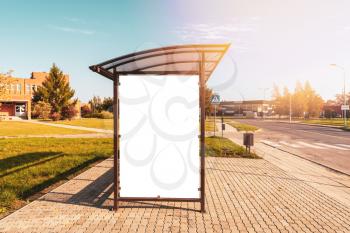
1,0,350,102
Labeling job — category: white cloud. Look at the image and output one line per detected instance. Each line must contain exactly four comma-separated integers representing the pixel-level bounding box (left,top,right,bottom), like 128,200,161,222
172,23,255,42
49,25,95,35
63,17,85,24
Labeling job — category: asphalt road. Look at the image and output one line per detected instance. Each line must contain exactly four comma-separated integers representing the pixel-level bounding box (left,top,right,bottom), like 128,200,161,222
234,119,350,175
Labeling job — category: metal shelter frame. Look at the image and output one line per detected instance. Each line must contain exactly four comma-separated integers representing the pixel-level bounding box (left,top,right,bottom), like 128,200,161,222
89,44,230,212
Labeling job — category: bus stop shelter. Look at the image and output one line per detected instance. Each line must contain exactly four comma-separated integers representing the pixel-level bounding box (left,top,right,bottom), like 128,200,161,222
89,44,229,212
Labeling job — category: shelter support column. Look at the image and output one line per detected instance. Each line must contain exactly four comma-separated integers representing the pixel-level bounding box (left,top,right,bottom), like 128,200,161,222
113,74,120,211
199,53,206,213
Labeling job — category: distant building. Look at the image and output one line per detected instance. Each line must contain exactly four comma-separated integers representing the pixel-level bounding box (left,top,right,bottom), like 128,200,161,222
0,72,69,120
212,100,274,117
322,103,342,118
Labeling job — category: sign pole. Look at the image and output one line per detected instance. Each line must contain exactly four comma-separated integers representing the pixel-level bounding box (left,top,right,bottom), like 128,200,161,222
214,105,216,136
341,105,349,127
211,94,221,135
221,116,224,138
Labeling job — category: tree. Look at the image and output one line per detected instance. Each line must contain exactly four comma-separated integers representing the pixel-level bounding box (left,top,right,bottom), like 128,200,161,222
292,81,307,117
32,101,52,119
61,104,78,120
0,70,13,102
304,81,323,118
33,64,76,117
81,105,92,117
273,86,291,116
272,84,282,116
334,92,350,118
272,81,324,118
88,96,103,113
281,87,291,116
50,112,61,121
335,93,350,106
205,87,213,116
102,97,113,112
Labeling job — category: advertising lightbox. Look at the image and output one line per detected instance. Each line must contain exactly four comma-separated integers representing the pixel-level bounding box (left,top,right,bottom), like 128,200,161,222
119,75,200,198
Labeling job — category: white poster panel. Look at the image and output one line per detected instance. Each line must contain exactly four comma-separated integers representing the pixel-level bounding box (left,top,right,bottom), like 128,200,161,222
119,75,200,198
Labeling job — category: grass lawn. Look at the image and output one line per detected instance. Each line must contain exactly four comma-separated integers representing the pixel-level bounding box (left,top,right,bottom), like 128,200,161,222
49,118,113,130
205,119,217,132
226,121,259,132
205,136,259,159
0,138,113,214
50,118,218,132
0,122,256,215
0,121,94,136
301,119,348,127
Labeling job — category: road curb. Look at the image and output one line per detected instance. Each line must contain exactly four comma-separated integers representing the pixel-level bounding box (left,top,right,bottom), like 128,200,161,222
259,142,350,177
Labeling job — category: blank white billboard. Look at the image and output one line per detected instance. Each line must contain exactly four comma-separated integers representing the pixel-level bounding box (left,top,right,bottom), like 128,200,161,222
119,75,200,198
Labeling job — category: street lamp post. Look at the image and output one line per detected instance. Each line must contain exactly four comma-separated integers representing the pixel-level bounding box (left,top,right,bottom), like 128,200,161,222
330,64,347,128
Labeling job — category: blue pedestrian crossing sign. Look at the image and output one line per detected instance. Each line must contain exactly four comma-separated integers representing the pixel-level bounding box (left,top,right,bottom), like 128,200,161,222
211,94,221,104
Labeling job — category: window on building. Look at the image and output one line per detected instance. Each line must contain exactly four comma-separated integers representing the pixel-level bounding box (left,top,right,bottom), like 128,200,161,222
32,84,37,92
26,84,30,93
17,84,21,93
10,84,15,92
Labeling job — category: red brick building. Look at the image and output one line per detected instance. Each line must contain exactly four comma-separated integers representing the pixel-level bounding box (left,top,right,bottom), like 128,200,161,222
0,72,69,119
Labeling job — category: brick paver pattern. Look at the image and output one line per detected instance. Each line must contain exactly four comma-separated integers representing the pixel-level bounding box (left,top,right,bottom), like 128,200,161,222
0,158,349,233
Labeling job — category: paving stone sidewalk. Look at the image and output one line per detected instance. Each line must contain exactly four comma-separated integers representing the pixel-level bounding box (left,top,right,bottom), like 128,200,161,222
220,122,350,208
0,157,349,233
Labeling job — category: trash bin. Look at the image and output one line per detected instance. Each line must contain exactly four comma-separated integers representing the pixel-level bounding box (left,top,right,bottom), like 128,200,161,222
243,133,254,154
243,133,254,146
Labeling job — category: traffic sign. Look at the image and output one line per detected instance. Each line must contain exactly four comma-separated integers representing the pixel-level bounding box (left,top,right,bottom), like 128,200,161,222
341,105,349,110
211,94,220,104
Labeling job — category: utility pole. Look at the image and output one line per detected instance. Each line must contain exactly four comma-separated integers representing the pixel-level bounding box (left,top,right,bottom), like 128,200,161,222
330,64,347,128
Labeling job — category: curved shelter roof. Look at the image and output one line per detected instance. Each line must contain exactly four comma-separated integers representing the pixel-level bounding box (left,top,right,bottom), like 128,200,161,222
89,44,230,81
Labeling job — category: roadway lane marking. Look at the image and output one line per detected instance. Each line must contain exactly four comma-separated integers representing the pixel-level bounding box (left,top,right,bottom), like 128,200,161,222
279,141,302,148
336,144,350,148
260,140,281,147
296,129,347,140
296,141,326,149
314,143,350,151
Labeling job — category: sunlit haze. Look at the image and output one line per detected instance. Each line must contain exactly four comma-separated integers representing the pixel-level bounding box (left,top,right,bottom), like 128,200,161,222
1,0,349,102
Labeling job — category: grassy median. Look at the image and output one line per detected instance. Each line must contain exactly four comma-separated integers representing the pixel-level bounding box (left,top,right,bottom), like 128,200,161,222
0,138,113,214
206,136,259,159
227,121,259,132
301,119,347,127
205,119,217,132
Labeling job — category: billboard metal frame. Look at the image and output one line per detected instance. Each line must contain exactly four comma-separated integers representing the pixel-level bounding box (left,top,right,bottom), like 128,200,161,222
90,44,230,212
